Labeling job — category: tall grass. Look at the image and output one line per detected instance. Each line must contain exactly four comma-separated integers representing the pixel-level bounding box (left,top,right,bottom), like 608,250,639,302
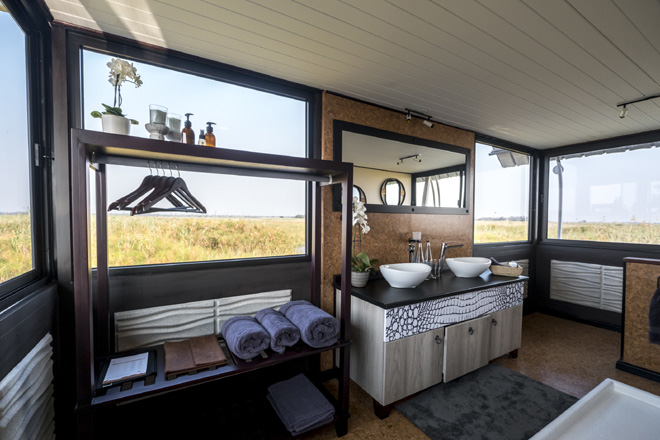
94,215,305,267
476,220,660,244
4,215,659,283
0,214,33,283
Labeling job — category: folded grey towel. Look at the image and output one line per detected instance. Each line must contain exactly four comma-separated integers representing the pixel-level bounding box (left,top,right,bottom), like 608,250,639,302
267,373,335,435
255,308,300,353
279,300,339,348
221,316,269,360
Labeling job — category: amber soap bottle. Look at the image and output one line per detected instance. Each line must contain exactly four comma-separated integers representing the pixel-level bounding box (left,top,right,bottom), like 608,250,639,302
181,113,195,144
205,122,216,147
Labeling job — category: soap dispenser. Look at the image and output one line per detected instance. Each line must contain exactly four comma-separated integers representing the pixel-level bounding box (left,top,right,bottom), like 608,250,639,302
198,129,206,146
205,122,216,147
181,113,195,144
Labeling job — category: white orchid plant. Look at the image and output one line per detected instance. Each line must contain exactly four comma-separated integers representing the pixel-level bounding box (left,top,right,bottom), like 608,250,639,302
351,196,379,272
90,58,143,125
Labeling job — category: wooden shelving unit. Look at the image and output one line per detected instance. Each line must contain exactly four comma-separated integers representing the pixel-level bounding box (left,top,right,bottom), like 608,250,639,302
70,129,354,437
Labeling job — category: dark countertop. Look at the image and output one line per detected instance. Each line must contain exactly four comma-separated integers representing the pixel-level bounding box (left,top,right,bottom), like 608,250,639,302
334,271,527,309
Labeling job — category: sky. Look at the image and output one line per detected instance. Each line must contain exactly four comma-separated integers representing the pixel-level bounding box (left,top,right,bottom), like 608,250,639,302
83,50,307,217
0,12,30,213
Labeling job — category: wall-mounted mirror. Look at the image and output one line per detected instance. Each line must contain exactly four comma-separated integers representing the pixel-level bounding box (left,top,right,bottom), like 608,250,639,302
380,178,405,205
353,185,366,204
333,121,470,214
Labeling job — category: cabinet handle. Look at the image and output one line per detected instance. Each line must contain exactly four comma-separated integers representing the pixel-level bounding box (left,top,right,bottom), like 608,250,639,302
492,318,498,326
435,335,442,344
468,327,474,335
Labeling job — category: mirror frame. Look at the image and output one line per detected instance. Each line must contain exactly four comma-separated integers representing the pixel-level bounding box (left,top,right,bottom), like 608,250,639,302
332,120,471,214
380,178,406,205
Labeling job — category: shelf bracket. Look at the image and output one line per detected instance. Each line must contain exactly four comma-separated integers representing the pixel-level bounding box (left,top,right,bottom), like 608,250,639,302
319,175,333,186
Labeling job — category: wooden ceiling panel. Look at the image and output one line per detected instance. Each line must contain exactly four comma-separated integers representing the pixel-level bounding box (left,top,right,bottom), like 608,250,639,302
43,0,660,149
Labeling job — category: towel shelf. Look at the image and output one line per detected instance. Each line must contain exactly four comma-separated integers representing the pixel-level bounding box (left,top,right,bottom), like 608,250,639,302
71,130,354,437
92,338,350,407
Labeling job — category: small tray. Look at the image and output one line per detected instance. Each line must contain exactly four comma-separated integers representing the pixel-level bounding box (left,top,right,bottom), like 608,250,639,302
490,264,523,277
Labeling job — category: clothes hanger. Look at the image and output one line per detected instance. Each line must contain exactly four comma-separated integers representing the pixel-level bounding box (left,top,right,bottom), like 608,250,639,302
130,162,206,215
132,176,206,215
108,160,159,211
109,160,187,212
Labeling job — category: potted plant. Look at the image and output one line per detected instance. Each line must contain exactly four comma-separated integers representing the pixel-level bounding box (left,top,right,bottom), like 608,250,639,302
351,251,379,288
351,197,378,287
90,57,143,135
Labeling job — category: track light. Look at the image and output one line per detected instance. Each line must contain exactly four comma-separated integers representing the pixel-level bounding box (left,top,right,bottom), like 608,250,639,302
397,154,422,165
405,108,434,126
617,93,660,119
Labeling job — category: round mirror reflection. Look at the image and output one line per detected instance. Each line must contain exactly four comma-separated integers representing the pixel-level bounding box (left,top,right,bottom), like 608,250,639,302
353,185,366,204
380,178,406,205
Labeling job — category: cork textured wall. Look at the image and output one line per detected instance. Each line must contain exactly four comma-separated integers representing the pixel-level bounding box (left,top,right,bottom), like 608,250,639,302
321,93,476,316
622,259,660,373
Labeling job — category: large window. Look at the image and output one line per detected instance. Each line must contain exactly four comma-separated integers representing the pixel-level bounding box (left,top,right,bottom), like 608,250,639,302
547,142,660,244
82,50,310,267
0,6,33,285
474,142,531,243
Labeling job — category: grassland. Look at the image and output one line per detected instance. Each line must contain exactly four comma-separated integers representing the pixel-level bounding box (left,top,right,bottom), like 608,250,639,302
3,214,660,284
0,213,304,283
0,214,32,284
94,215,305,267
475,220,660,244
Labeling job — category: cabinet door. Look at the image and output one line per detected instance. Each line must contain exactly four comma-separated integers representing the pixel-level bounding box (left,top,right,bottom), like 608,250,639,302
443,316,490,382
489,304,523,360
383,328,445,405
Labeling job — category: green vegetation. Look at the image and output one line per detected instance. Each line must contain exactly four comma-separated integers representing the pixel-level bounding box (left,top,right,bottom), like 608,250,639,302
475,220,660,244
94,215,305,267
0,214,32,284
5,214,660,284
474,220,529,243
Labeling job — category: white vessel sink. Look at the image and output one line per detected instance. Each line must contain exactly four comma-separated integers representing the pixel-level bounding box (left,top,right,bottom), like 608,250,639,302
446,257,491,278
380,263,431,288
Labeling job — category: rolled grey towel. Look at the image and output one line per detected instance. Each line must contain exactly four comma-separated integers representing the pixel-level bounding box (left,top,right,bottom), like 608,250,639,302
221,316,269,360
279,300,339,348
267,373,335,435
255,308,301,354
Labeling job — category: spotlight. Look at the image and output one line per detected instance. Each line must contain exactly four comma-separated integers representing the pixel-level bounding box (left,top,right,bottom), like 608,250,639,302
423,118,433,128
406,112,411,123
619,105,628,119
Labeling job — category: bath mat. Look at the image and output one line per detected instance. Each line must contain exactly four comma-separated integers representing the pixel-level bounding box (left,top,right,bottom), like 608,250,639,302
396,363,578,440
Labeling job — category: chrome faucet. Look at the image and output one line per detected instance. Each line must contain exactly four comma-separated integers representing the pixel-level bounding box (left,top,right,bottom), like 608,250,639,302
408,241,417,262
408,239,421,262
439,242,463,274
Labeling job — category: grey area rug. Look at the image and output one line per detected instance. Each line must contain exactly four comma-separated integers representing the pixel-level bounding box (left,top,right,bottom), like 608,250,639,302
396,363,578,440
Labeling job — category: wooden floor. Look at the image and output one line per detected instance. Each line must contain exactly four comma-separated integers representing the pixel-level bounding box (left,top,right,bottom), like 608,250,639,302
305,312,660,439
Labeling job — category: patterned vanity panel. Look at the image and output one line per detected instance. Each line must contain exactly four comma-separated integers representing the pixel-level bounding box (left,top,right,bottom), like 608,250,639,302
384,282,523,342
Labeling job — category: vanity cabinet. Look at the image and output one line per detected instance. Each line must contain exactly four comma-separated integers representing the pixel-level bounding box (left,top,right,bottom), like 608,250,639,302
443,315,490,383
383,327,445,405
489,304,523,361
340,275,525,417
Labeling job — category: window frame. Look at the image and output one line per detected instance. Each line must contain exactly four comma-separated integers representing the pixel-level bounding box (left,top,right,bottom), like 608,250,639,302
539,130,660,251
66,30,322,273
473,135,537,246
0,0,52,302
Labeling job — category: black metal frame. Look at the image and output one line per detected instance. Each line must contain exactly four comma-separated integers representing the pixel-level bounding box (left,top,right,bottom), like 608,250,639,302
0,0,53,302
63,28,322,273
332,120,471,215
